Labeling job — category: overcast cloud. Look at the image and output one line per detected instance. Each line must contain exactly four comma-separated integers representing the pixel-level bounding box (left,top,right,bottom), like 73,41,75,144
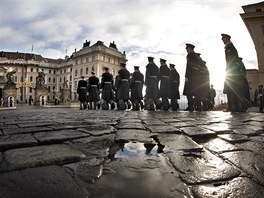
0,0,260,89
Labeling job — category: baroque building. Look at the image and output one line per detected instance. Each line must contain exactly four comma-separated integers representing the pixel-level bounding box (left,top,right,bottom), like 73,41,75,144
240,1,264,90
0,40,126,103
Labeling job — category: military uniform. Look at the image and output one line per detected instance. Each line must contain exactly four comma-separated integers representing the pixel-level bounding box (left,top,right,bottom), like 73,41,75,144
116,64,131,110
88,73,100,109
130,66,144,110
158,59,171,110
145,57,162,110
77,77,88,110
101,69,115,110
169,64,180,110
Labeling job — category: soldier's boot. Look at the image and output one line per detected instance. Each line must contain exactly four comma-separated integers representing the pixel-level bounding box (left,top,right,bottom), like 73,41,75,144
139,100,144,110
89,102,93,110
154,99,163,110
110,100,116,110
171,99,178,111
133,100,139,110
126,100,132,110
102,100,109,110
117,100,125,110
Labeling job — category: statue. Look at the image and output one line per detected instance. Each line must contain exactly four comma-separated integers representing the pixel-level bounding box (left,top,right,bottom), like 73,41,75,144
5,69,16,87
36,69,45,87
62,80,69,89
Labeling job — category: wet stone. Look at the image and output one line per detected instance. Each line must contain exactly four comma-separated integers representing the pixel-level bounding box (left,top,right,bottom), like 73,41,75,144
34,130,89,143
17,122,53,128
168,122,196,128
202,138,240,154
0,134,38,150
142,120,166,125
232,126,263,136
191,177,264,198
250,136,264,143
72,133,115,145
0,165,89,198
71,142,109,158
236,141,264,156
166,150,241,184
160,118,181,123
4,144,86,171
181,127,216,140
147,125,181,134
218,133,249,143
116,123,145,130
115,129,153,143
77,125,115,136
221,150,264,185
3,127,53,135
204,123,232,134
157,134,203,152
119,119,142,124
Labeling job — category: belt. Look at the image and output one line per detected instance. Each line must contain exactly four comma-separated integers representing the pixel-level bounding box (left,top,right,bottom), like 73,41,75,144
80,87,86,89
91,85,97,87
121,79,129,81
172,80,179,83
149,76,157,78
104,82,112,84
162,76,170,78
134,81,142,83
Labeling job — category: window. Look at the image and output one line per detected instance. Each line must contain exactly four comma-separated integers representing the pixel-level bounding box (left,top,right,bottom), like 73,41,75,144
92,56,96,61
59,77,61,83
48,77,51,83
29,87,32,93
49,70,51,74
60,70,62,74
256,8,262,12
75,69,78,77
31,68,34,72
70,76,72,81
53,78,56,83
30,76,33,82
54,71,56,74
92,66,95,71
86,67,89,74
64,69,66,73
80,68,83,76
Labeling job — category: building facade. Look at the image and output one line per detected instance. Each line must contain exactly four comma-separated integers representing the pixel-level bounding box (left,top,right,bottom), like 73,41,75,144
240,1,264,90
0,40,126,103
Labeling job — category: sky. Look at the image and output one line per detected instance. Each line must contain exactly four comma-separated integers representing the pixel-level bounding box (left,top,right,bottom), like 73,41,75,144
0,0,260,91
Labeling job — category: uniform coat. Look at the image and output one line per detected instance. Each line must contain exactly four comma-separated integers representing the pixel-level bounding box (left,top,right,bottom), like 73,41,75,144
130,70,144,101
158,63,171,97
101,72,114,101
170,68,180,99
116,68,130,100
77,79,87,102
145,62,159,99
88,75,100,102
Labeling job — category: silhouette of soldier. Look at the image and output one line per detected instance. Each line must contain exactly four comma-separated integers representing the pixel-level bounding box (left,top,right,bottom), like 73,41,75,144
158,58,171,111
77,76,88,110
130,66,144,110
88,71,100,109
101,67,115,110
145,57,162,110
116,63,131,110
183,43,200,111
169,64,180,111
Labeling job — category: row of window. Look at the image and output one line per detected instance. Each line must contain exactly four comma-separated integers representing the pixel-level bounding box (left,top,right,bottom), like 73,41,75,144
75,55,120,65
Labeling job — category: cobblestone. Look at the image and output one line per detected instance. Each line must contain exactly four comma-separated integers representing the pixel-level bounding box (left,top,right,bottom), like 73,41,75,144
0,107,263,197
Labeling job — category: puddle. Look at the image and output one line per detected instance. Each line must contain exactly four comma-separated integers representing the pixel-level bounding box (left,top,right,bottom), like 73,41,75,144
109,142,166,159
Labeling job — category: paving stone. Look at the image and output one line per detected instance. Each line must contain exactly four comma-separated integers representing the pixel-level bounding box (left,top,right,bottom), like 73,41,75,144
3,127,53,135
169,122,196,128
0,125,18,130
17,122,53,128
191,177,264,198
202,138,240,154
119,119,142,124
142,120,166,125
115,129,153,143
250,136,264,143
72,133,115,145
166,150,241,184
0,165,89,198
157,134,203,152
160,118,182,123
4,144,86,170
147,125,181,134
204,123,232,134
0,152,2,162
77,125,115,136
181,127,216,140
218,133,249,143
34,129,89,143
236,141,264,156
221,150,264,185
116,123,145,130
0,134,38,150
232,126,263,136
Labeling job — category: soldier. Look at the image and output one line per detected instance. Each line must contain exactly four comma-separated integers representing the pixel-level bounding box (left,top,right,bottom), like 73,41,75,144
221,33,245,112
169,64,180,111
88,71,100,110
116,63,131,110
183,43,201,111
145,57,162,110
208,84,216,110
158,58,171,111
77,76,88,110
101,67,115,110
130,66,144,110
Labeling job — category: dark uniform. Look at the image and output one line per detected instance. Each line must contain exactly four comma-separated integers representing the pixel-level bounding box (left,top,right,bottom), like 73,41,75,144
130,66,144,110
88,72,100,109
158,59,171,110
222,34,247,112
116,63,131,110
145,57,162,110
183,44,201,111
77,76,88,110
101,68,115,110
169,64,180,110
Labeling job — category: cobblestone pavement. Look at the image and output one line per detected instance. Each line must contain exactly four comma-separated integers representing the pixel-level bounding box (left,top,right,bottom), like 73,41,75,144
0,107,264,198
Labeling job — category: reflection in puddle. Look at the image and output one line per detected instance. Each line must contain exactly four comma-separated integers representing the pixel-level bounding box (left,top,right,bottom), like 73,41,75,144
111,142,165,159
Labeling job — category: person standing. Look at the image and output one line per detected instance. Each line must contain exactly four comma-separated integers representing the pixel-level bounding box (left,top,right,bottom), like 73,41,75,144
221,33,244,112
116,63,131,110
209,84,216,106
158,58,171,111
88,71,100,110
169,64,180,111
130,66,144,110
183,43,201,111
77,76,88,110
101,67,115,110
258,85,263,113
29,95,34,105
145,57,162,111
